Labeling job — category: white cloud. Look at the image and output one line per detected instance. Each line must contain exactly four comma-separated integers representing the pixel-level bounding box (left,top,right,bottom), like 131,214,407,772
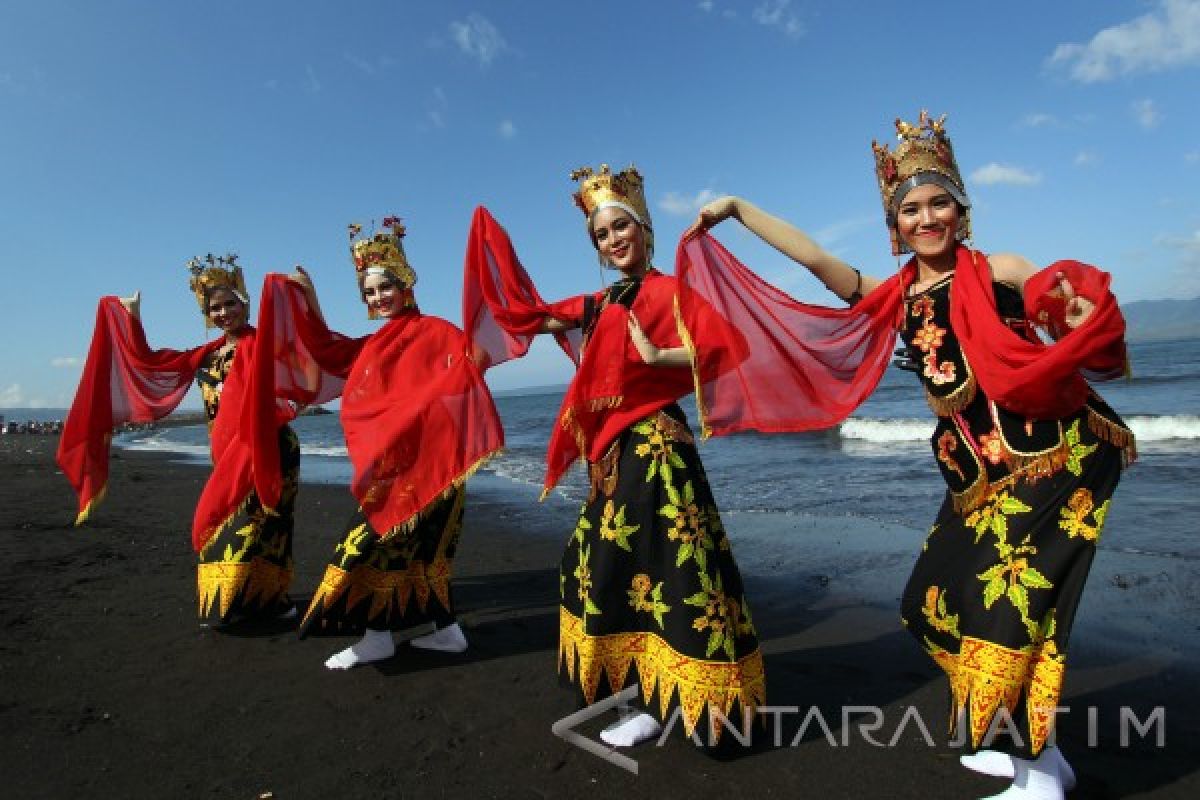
1048,0,1200,82
811,216,874,251
344,53,376,76
698,0,715,11
1019,112,1058,128
659,189,720,216
752,0,804,38
1073,150,1098,167
51,357,80,368
305,65,321,93
498,119,517,139
0,384,24,407
449,13,508,67
428,87,448,129
1186,150,1200,164
1133,98,1162,129
969,163,1042,186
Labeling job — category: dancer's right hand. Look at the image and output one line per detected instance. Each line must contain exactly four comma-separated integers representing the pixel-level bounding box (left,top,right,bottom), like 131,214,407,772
289,265,315,292
685,196,739,239
119,290,141,319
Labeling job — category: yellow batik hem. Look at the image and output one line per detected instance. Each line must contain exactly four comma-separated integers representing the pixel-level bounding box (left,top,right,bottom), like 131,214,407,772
197,557,291,620
928,635,1065,756
300,557,454,632
558,607,766,741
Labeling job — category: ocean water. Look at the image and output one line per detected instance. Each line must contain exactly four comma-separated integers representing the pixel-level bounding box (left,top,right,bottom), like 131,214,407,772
103,338,1200,560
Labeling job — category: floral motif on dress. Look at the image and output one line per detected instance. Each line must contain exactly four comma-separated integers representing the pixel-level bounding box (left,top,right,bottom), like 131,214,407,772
910,295,956,386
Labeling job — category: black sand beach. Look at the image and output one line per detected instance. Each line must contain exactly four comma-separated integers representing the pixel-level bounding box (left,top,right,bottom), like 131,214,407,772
1,435,1197,798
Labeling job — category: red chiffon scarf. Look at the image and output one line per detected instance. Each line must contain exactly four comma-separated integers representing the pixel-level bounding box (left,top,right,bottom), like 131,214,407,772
676,237,1127,436
58,298,222,524
210,275,503,546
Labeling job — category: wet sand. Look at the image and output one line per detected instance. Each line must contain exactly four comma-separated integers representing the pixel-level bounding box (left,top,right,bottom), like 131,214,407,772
1,436,1196,799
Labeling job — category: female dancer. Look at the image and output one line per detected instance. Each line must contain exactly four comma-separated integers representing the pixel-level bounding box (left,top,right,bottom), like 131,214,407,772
252,217,503,669
463,166,765,748
59,255,301,627
689,111,1134,798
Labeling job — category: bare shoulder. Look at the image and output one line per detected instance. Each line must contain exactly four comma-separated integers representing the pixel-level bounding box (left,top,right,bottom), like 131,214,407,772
987,252,1039,287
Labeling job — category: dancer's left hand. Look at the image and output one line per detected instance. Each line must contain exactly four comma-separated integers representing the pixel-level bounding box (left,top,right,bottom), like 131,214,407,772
1058,272,1095,330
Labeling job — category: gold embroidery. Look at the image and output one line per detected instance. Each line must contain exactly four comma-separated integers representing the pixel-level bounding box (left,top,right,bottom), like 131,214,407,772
559,607,765,740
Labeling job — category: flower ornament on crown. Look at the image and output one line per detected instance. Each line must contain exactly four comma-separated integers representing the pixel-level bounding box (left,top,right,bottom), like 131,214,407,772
872,110,971,255
349,216,418,319
570,163,655,257
187,253,249,327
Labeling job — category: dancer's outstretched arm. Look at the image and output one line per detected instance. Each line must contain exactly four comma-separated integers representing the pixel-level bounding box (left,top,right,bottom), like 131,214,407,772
689,196,882,303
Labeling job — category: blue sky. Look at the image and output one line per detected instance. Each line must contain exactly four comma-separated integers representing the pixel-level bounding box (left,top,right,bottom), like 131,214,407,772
2,0,1198,409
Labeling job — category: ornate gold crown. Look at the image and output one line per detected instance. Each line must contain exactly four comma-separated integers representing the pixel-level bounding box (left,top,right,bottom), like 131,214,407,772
187,253,248,326
349,216,417,287
570,164,652,229
349,216,417,319
872,110,971,255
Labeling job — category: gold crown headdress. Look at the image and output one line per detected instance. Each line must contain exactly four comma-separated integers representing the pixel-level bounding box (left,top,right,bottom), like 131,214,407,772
872,110,971,255
349,216,418,319
570,164,654,258
187,253,249,327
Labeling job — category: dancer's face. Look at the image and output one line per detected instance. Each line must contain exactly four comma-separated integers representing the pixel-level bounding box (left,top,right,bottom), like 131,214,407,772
205,288,248,332
362,272,405,318
894,183,960,259
591,206,648,274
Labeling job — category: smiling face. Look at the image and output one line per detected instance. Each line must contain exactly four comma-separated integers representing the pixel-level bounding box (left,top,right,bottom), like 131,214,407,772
205,287,248,333
893,183,962,261
361,271,406,318
590,206,649,275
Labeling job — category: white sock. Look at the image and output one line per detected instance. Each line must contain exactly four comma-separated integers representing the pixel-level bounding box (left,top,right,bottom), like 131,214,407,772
961,749,1015,779
962,747,1075,790
410,622,469,653
598,710,663,748
981,748,1065,800
324,628,395,670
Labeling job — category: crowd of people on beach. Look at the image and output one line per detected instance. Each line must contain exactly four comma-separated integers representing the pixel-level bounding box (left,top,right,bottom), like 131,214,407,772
1,416,64,435
56,110,1135,800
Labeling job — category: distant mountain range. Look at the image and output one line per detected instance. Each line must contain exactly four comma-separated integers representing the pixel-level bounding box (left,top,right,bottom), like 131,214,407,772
1123,297,1200,343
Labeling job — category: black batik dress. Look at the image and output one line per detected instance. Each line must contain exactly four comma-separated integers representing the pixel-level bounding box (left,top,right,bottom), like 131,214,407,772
557,277,766,742
298,486,465,637
196,345,301,625
897,275,1135,758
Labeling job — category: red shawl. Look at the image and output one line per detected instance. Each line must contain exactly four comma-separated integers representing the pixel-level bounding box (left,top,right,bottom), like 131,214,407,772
226,275,503,542
462,206,583,368
462,207,745,492
676,237,1127,435
58,298,223,524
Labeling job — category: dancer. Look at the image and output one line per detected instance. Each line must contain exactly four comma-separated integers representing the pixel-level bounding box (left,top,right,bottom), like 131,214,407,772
59,254,302,627
688,111,1134,798
252,217,503,669
463,166,765,748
